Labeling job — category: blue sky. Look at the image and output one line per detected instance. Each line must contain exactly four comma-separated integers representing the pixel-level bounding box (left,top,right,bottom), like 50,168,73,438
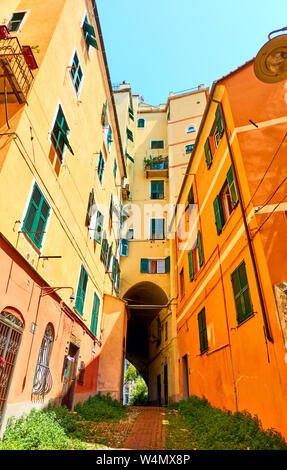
96,0,287,105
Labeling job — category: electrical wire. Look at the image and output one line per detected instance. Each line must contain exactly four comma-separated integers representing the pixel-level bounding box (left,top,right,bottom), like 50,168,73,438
255,176,287,213
253,191,287,236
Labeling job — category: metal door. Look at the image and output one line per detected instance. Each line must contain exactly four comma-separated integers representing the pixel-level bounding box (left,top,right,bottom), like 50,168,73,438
0,310,23,424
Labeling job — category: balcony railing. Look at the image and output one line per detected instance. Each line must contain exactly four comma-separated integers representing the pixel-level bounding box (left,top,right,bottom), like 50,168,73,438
0,36,35,103
144,156,169,178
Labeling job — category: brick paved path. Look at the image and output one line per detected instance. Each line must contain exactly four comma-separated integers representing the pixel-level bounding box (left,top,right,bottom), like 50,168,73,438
123,407,166,450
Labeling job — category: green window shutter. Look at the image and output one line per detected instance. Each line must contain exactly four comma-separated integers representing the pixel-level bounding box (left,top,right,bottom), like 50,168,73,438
188,250,194,281
151,180,164,199
83,20,98,49
120,239,129,257
227,165,239,208
231,261,253,324
86,189,95,226
188,185,194,205
204,138,212,169
213,195,225,235
128,107,134,120
141,258,149,273
165,256,170,273
215,105,224,137
127,128,134,142
113,158,117,179
197,231,203,267
198,308,208,353
102,100,107,126
90,292,100,336
97,152,105,183
112,256,118,282
94,211,104,243
167,101,170,121
51,106,74,158
107,243,113,272
23,183,50,250
100,236,108,266
75,265,88,316
125,151,134,163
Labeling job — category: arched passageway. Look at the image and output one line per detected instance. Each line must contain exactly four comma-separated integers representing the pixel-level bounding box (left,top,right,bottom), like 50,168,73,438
123,282,168,391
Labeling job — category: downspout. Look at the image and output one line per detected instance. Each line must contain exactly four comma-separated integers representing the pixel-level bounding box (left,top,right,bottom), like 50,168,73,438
213,99,273,343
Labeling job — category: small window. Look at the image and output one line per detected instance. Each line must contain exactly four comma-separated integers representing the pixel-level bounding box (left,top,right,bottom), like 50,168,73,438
150,218,165,240
97,151,105,183
22,183,50,250
75,265,88,316
231,261,253,325
51,105,74,160
180,268,185,298
150,180,164,200
113,158,117,179
70,51,83,94
128,107,134,121
186,125,196,134
213,166,239,235
90,292,100,336
140,257,170,273
127,128,134,142
82,15,98,51
127,228,134,240
94,210,104,243
204,105,224,169
137,118,145,128
185,144,194,154
198,308,208,353
151,140,164,149
188,231,203,281
7,12,26,32
120,239,129,257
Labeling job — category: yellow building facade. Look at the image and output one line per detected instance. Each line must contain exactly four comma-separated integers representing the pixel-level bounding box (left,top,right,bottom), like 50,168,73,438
0,0,127,432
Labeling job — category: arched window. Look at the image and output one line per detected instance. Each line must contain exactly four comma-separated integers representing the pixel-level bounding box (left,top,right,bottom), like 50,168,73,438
137,118,145,128
32,324,53,396
186,124,196,134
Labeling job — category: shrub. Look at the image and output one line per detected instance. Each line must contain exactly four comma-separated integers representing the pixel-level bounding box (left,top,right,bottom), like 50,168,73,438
75,394,128,422
129,377,148,406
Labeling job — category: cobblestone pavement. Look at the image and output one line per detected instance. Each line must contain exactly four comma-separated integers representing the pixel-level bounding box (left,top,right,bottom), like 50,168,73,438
123,407,166,450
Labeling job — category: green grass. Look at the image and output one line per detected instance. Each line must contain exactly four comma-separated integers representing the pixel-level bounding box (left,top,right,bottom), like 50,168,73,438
166,396,287,450
0,394,128,450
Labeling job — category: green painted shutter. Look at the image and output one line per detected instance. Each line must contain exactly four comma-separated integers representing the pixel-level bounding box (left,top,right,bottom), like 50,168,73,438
75,266,88,316
86,189,94,226
188,250,194,281
127,128,134,142
215,105,224,137
141,258,149,273
197,231,203,267
120,239,129,257
227,165,239,208
112,256,118,282
23,183,50,250
125,151,134,163
231,261,253,324
198,308,208,353
83,20,98,49
213,195,225,235
188,185,194,205
102,100,107,126
90,292,100,336
204,138,213,169
100,236,108,266
128,107,134,120
165,256,170,273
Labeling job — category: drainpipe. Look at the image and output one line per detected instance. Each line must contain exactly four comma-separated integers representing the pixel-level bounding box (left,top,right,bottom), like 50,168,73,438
213,99,273,343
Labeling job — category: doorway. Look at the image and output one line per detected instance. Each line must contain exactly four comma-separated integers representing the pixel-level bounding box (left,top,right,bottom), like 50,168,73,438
182,354,189,400
61,342,79,410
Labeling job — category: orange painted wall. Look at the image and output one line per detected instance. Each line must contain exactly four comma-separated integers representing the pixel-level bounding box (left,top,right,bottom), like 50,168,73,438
176,65,287,439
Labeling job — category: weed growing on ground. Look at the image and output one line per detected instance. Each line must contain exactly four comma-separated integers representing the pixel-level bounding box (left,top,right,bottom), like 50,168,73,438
167,396,287,450
74,394,128,422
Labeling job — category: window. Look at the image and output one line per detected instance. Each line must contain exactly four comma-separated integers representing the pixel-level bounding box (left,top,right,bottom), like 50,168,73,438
102,100,108,126
120,239,129,257
113,158,117,179
140,257,170,274
82,15,98,51
150,218,165,240
97,151,105,183
204,105,224,169
127,228,134,240
186,124,196,134
75,265,88,316
188,231,203,281
185,144,194,154
231,261,253,325
51,105,74,160
198,308,208,353
137,118,145,128
150,180,164,200
7,12,26,32
86,189,95,227
127,128,134,142
22,183,50,250
151,140,164,149
188,185,194,205
90,292,100,336
70,51,83,94
180,268,185,298
100,235,109,267
213,166,239,235
107,125,112,152
32,324,53,396
128,107,134,121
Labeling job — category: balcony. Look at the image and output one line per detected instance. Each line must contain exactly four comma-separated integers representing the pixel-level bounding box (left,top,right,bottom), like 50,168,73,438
0,36,36,104
144,156,168,178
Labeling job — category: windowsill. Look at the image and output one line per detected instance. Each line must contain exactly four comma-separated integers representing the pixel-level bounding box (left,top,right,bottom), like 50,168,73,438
21,230,42,255
235,312,255,329
199,348,209,356
218,201,239,236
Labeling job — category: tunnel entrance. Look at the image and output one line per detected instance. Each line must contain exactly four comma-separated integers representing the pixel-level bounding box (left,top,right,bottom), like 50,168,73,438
123,282,168,396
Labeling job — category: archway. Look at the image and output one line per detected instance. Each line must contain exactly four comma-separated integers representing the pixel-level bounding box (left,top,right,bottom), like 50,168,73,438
123,282,168,395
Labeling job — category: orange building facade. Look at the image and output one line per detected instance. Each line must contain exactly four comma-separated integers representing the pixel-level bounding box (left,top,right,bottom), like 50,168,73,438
176,61,287,438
